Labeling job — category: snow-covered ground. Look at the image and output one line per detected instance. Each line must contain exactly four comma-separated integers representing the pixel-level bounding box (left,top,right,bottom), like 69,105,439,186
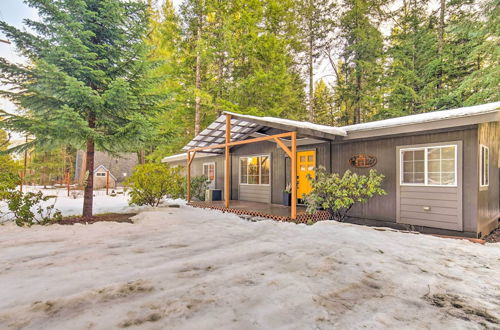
0,205,499,329
0,187,147,221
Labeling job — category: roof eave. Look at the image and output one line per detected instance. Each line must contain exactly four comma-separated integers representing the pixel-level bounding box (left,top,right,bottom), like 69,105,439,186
223,111,345,140
343,111,500,140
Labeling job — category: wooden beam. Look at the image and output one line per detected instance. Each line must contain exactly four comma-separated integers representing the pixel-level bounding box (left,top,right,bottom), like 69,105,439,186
188,131,293,153
291,132,297,219
224,114,231,208
187,151,191,202
188,151,196,166
273,137,292,158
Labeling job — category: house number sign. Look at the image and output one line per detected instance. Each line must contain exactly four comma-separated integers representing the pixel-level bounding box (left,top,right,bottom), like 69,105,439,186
349,154,377,168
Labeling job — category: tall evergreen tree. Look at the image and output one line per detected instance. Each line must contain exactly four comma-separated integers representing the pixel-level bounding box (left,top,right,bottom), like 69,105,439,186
332,0,385,124
0,0,156,217
174,0,306,129
420,0,483,110
312,80,337,126
146,0,189,160
453,0,499,104
225,0,306,118
383,0,436,118
296,0,336,121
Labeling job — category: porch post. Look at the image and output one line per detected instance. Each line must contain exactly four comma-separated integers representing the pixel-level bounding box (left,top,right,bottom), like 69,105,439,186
291,131,297,219
187,151,191,202
224,114,231,208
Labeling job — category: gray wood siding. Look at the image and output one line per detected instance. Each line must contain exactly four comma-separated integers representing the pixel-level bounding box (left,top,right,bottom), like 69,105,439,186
231,140,330,204
477,122,500,236
231,142,274,203
239,185,271,203
331,127,478,233
397,148,463,232
166,155,225,192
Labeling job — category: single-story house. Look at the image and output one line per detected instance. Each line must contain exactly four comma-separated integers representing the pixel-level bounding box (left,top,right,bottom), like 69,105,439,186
163,102,500,238
75,151,138,188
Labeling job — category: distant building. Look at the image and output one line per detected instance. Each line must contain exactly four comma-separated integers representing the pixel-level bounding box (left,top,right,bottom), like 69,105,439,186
75,151,139,189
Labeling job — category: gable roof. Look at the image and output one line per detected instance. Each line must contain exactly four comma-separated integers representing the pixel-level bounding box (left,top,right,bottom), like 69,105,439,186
94,165,117,180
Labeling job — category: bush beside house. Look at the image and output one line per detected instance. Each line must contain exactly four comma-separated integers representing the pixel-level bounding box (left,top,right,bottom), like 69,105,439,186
305,167,386,222
125,163,211,206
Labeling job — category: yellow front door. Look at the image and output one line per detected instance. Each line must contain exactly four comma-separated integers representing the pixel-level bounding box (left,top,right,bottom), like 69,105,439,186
296,150,316,200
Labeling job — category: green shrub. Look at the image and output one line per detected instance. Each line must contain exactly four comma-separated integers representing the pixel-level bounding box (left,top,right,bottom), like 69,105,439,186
125,163,185,207
305,167,386,222
0,157,20,193
189,176,210,201
0,191,62,227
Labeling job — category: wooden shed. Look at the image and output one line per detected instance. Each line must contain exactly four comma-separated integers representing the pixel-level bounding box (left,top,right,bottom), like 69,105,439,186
163,102,500,238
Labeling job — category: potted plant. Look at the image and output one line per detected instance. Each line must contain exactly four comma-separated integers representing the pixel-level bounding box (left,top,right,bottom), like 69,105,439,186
282,183,292,206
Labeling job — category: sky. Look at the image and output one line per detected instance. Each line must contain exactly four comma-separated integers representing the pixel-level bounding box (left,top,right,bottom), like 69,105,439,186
0,0,38,115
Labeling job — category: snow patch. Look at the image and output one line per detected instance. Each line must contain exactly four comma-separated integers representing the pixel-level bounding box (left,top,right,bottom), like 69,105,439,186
342,101,500,132
0,206,498,329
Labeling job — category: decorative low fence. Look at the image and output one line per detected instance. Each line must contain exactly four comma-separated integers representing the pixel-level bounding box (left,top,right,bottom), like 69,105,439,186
187,201,331,223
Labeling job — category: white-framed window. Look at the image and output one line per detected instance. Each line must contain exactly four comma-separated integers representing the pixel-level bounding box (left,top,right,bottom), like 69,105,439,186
202,162,216,182
239,155,270,185
400,144,457,186
480,145,489,188
96,172,106,177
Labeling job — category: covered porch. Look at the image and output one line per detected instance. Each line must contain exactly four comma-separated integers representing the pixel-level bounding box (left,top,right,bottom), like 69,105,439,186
184,112,346,221
187,200,330,223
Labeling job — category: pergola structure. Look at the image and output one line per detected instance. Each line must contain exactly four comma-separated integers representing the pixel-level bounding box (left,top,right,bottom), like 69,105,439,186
186,114,299,218
184,112,346,220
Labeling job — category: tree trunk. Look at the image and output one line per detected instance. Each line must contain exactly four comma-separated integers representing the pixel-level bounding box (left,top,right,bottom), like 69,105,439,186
354,70,362,124
42,152,48,189
82,139,95,218
437,0,445,91
438,0,445,55
308,20,314,122
82,114,96,218
194,1,203,136
138,150,145,165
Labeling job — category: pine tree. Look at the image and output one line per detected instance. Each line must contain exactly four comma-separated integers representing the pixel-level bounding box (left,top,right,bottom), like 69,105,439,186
145,0,190,160
312,80,337,126
383,0,436,118
0,0,156,217
25,148,75,187
296,0,336,121
421,0,482,110
454,0,499,104
332,0,385,124
0,129,19,191
168,0,307,138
